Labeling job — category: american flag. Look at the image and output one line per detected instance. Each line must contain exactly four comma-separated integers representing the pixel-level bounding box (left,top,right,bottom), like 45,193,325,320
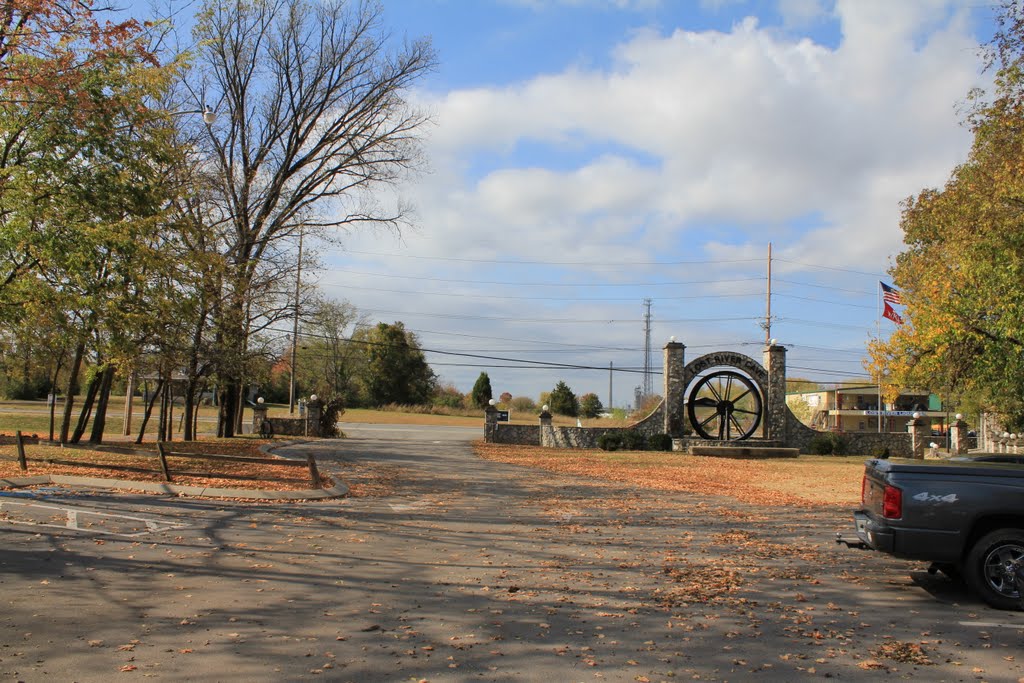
881,282,903,305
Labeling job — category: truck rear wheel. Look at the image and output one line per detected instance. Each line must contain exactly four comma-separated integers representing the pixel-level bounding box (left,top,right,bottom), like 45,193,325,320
964,529,1024,610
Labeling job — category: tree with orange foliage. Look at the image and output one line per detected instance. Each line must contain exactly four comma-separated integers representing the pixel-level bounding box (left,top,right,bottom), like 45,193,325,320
868,0,1024,427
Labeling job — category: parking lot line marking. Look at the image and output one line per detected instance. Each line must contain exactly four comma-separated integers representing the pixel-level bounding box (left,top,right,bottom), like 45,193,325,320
0,501,188,538
958,621,1024,629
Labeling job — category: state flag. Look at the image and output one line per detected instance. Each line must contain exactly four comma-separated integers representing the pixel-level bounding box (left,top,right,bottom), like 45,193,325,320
883,302,904,325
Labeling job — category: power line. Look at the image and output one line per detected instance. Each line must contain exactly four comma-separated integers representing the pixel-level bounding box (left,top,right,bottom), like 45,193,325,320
342,250,766,266
331,269,766,288
361,308,761,324
338,284,763,302
774,258,886,277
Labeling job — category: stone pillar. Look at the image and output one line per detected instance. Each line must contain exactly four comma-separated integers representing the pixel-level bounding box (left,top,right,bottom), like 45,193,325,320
252,402,268,435
539,407,553,448
950,415,968,456
907,413,928,459
306,397,322,437
762,342,787,442
484,403,499,443
663,340,686,437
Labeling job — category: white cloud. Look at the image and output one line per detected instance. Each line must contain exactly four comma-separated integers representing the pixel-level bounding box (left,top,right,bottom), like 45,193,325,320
413,2,982,271
323,1,988,396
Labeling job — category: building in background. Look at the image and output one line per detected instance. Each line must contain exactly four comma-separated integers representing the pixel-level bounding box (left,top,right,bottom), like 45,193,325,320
787,385,947,434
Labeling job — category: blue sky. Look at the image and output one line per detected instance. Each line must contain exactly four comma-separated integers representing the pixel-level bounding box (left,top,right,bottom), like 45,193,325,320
123,0,995,406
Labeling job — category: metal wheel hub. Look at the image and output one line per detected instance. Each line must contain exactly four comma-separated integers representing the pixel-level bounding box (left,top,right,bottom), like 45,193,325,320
985,544,1024,598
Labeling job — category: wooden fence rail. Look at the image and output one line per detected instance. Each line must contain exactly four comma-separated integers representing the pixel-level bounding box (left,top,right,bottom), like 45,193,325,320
9,432,321,489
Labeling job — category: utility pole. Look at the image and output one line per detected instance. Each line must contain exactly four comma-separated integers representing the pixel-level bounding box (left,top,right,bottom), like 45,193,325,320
765,242,772,345
289,229,304,414
608,361,613,411
642,299,653,398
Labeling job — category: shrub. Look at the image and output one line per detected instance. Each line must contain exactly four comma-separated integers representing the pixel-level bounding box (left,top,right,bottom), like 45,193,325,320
318,397,346,438
809,432,849,455
871,446,891,458
598,433,622,451
647,433,674,451
620,429,646,451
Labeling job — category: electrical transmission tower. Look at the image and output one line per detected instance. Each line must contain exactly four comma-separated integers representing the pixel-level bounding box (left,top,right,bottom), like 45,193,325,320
642,298,653,398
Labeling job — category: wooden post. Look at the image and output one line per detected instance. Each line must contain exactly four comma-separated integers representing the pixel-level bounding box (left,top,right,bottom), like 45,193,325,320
15,430,27,471
306,453,321,489
156,442,172,482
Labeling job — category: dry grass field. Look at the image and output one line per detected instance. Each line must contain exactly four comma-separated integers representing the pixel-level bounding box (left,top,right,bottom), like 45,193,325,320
475,442,866,507
0,401,869,504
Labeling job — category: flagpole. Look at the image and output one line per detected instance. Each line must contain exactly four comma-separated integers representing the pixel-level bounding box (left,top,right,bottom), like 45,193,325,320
877,281,882,434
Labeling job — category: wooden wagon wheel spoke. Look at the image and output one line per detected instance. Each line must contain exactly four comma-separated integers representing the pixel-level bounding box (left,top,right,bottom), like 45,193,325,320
686,370,763,441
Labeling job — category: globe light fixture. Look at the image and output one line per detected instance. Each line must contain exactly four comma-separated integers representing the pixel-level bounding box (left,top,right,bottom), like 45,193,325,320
542,404,549,412
202,104,217,124
955,413,963,421
310,394,318,402
489,399,496,406
257,397,264,405
912,412,921,419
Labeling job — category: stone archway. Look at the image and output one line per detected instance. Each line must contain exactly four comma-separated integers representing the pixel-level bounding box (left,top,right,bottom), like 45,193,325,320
662,342,787,442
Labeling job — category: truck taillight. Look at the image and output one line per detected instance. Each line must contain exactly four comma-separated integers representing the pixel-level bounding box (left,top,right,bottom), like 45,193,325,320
882,484,902,519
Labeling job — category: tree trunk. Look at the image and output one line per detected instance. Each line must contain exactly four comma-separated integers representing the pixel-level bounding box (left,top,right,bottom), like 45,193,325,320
135,378,165,444
71,370,102,444
183,382,196,441
158,379,169,442
59,341,86,443
88,365,116,444
48,354,65,442
218,384,237,438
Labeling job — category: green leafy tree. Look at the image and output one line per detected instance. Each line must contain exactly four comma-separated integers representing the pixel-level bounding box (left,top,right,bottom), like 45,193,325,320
579,392,603,419
548,381,579,417
510,396,536,412
295,298,366,406
868,1,1024,425
356,322,436,406
0,6,184,443
431,382,465,409
471,372,493,409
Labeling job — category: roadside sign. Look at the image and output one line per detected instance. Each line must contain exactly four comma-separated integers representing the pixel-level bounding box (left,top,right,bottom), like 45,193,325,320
497,410,510,422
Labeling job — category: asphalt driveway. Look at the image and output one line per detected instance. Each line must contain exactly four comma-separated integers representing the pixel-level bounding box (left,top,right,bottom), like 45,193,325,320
0,425,1021,681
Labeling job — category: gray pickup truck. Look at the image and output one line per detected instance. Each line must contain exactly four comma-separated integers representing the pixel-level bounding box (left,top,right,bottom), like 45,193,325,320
844,457,1024,610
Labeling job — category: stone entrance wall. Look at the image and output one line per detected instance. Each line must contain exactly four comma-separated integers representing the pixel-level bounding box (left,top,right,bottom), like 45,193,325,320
484,339,924,455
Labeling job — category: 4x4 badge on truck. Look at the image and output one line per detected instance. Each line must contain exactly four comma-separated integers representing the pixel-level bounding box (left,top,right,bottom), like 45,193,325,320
912,492,959,504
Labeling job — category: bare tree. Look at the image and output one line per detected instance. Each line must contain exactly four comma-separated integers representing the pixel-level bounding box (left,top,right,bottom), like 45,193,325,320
188,0,435,436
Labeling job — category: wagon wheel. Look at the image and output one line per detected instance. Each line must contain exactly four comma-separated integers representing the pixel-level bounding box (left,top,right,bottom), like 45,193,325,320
687,370,763,440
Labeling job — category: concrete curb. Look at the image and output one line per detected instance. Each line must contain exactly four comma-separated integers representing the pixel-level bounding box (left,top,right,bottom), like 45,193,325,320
0,439,349,500
0,473,348,500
